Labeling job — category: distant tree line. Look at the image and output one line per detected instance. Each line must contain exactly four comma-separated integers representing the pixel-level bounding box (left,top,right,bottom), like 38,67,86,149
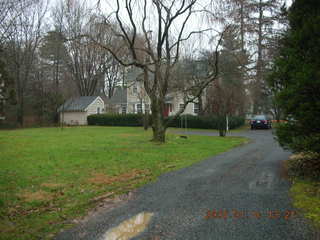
0,0,286,142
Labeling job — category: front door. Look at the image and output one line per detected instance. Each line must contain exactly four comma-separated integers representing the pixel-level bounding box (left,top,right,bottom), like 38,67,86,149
163,103,172,117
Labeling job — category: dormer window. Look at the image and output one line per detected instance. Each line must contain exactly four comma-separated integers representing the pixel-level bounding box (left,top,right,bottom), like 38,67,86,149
133,86,138,94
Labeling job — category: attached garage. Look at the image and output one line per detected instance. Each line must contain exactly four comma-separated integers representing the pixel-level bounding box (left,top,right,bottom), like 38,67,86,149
58,96,105,125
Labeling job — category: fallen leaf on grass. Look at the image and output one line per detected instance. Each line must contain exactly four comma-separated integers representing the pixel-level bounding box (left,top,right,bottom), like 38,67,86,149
18,190,54,202
88,169,151,185
41,183,64,189
166,165,176,169
91,192,114,202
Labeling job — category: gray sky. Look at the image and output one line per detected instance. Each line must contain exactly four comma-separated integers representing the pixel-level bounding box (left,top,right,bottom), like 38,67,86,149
48,0,293,55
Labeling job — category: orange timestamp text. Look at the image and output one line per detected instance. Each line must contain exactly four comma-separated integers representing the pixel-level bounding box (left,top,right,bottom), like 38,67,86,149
204,209,297,220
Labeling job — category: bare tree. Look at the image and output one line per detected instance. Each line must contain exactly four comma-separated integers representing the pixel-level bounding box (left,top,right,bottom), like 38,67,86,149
91,0,226,142
3,0,48,126
103,57,123,98
0,0,37,123
58,0,131,98
0,0,34,44
55,0,108,96
0,48,16,122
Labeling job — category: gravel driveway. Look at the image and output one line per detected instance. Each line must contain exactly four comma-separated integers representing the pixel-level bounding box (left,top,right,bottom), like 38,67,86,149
55,129,319,240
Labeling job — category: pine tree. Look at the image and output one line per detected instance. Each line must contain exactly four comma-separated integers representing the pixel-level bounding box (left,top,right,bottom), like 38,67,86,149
269,0,320,153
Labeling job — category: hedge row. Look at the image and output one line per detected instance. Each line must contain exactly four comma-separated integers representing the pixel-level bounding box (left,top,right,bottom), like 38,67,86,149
88,114,245,130
166,115,244,130
87,114,144,126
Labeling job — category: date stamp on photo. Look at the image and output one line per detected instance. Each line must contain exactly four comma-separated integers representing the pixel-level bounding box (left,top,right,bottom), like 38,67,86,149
204,209,297,220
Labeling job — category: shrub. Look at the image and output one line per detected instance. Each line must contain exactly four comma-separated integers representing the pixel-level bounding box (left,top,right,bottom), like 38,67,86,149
275,122,320,153
88,114,144,127
88,114,245,130
0,121,18,129
287,153,320,180
166,115,245,130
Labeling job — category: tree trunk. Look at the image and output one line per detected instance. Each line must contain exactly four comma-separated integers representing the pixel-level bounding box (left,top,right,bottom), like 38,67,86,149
17,97,24,127
254,0,264,115
219,128,226,137
240,1,245,53
150,97,166,142
143,106,149,131
218,115,227,137
198,97,204,116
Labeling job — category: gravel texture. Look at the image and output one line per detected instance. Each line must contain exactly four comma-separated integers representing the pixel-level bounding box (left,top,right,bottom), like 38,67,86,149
55,129,319,240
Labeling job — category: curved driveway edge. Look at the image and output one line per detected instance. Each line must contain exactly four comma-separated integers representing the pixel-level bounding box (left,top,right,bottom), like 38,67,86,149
55,130,319,240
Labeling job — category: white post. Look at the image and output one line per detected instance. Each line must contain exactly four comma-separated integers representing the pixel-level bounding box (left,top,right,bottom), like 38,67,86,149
226,115,229,131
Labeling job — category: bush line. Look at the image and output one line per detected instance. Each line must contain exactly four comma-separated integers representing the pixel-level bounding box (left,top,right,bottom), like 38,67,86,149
88,114,245,130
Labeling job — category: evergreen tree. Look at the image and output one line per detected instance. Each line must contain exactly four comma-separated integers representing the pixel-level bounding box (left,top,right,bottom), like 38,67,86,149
269,0,320,153
38,30,69,122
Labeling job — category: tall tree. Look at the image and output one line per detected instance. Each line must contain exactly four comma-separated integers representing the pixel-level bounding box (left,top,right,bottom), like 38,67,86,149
102,57,124,99
4,0,48,126
247,0,283,114
39,30,69,122
55,0,114,96
0,0,34,44
210,0,284,115
0,0,36,123
0,47,16,121
205,26,247,136
269,0,320,153
92,0,226,142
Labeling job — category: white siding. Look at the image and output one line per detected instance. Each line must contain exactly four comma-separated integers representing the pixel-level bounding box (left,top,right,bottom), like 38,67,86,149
86,97,105,116
127,82,151,114
59,97,106,125
169,93,197,116
60,112,87,125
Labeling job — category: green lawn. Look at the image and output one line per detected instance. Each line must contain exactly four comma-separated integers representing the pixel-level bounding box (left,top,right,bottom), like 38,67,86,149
168,124,250,133
291,179,320,229
0,126,247,240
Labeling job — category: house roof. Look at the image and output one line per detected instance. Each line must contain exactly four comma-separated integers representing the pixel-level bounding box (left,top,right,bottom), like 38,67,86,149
108,87,127,104
165,95,174,103
57,96,100,112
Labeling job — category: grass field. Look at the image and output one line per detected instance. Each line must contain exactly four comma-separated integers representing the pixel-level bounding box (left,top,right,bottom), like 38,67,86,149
0,126,247,239
168,124,250,133
291,179,320,229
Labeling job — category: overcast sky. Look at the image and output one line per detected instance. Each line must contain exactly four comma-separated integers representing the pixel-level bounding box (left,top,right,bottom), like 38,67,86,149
48,0,293,55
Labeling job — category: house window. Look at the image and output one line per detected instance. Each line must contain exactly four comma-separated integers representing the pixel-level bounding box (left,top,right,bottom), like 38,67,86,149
193,103,199,114
137,103,142,114
179,104,184,112
145,104,150,113
97,107,100,114
121,104,127,114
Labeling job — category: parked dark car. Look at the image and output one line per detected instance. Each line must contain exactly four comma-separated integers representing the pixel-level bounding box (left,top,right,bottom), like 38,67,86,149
250,115,272,129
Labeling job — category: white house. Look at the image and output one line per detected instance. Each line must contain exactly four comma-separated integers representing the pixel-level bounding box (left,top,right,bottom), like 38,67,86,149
107,67,202,116
58,96,105,125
